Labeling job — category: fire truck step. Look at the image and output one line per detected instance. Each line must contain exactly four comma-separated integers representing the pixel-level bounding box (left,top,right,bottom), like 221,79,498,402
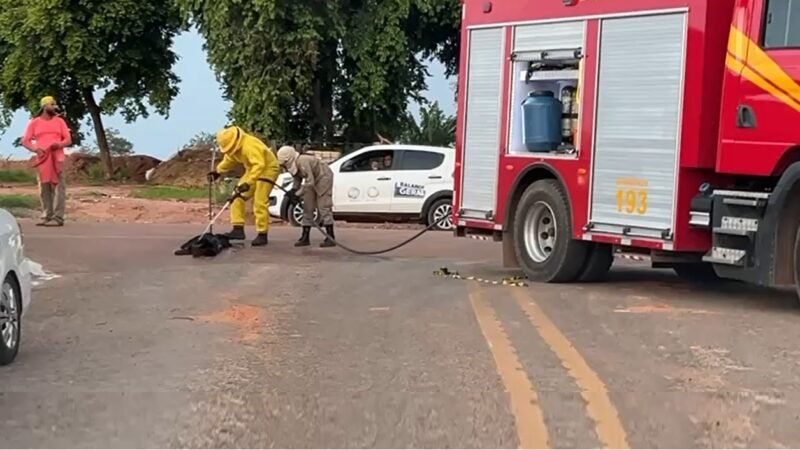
722,197,767,208
713,216,758,237
714,190,771,210
702,246,746,267
702,191,770,273
712,227,755,237
720,216,759,231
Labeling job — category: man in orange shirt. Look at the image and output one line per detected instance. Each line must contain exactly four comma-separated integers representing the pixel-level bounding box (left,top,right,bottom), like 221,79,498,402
22,96,72,226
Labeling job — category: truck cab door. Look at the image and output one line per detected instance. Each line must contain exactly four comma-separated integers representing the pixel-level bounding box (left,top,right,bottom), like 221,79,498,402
718,0,800,175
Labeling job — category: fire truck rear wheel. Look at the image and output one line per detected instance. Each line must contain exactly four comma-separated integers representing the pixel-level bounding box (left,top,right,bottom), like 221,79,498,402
793,226,800,301
513,180,588,283
578,243,614,282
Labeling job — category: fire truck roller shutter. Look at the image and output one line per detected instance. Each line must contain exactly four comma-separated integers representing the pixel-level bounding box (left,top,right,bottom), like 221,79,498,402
513,21,584,55
588,12,687,240
460,27,505,220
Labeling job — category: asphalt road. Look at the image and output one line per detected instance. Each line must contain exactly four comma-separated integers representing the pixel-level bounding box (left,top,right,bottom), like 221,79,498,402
2,221,800,448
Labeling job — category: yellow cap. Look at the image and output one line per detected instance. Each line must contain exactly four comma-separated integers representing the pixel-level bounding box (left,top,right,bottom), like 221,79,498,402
40,96,55,107
216,126,242,154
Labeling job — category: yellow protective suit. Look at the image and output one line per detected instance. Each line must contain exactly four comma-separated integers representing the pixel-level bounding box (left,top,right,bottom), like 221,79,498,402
215,127,280,233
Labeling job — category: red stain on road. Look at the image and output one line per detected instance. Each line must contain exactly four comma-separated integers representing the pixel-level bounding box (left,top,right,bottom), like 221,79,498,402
195,303,268,343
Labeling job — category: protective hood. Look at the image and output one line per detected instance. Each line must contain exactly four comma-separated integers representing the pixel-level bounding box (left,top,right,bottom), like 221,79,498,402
216,126,243,154
277,146,299,175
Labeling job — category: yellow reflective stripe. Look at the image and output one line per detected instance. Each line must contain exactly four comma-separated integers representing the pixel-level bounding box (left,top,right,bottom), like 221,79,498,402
741,65,800,112
727,26,749,62
746,45,800,105
727,25,800,112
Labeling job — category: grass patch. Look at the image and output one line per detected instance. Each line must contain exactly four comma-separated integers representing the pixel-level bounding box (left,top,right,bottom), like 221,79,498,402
133,182,236,204
131,185,209,201
0,194,38,210
85,163,106,185
83,162,134,185
0,169,37,184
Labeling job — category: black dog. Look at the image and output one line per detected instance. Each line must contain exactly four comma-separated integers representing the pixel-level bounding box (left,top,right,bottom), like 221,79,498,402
174,233,233,257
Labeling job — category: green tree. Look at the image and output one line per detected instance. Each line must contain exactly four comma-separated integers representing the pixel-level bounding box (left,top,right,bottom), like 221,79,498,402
79,128,134,156
0,0,183,178
178,0,461,143
105,128,134,156
185,131,216,149
399,102,455,147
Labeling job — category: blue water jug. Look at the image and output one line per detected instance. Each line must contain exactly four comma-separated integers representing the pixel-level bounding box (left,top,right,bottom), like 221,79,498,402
521,91,562,152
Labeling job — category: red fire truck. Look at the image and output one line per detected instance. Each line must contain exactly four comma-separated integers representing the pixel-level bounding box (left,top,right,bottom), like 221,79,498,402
453,0,800,296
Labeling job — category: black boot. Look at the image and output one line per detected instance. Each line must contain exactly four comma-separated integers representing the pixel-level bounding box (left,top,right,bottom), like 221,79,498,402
320,225,336,248
251,233,268,247
223,225,245,240
295,226,311,247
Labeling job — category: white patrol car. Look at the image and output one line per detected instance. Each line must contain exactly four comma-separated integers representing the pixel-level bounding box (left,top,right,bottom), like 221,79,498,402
269,144,455,231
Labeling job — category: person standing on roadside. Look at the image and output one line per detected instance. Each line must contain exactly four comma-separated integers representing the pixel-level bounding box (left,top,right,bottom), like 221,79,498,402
276,146,336,248
22,96,72,227
207,126,280,247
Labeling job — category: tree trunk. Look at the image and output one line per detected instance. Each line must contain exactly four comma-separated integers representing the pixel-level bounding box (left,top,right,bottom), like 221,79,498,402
311,77,324,142
82,89,113,179
321,82,334,142
311,68,335,142
311,38,337,143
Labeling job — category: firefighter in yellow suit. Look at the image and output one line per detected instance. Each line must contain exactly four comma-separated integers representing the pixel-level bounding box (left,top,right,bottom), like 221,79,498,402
207,126,280,247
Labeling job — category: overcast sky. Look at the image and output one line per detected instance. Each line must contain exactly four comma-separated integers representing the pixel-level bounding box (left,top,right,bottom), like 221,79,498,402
0,29,456,160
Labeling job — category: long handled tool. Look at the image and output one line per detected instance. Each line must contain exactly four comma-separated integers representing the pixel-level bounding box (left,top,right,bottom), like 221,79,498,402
202,199,233,235
208,147,217,233
257,177,450,256
175,149,249,257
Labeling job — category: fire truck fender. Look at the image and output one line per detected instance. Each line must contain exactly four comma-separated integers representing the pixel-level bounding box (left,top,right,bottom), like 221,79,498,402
756,161,800,286
503,162,567,227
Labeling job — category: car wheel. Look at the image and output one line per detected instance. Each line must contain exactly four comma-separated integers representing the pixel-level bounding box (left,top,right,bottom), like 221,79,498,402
288,201,319,227
427,198,454,231
0,274,21,366
288,201,304,227
513,180,589,283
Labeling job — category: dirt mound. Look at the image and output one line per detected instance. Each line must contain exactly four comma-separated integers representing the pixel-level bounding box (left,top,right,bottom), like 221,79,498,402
125,155,162,181
0,158,33,171
64,153,161,183
148,145,342,187
149,146,244,187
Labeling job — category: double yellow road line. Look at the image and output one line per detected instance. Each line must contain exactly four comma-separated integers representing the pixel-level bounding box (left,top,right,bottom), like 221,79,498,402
469,283,629,449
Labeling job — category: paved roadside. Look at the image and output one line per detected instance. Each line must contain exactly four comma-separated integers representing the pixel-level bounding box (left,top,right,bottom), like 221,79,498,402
1,221,799,447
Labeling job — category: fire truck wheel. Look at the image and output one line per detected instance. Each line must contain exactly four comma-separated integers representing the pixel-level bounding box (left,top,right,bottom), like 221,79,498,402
578,243,614,282
793,226,800,301
513,179,588,283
